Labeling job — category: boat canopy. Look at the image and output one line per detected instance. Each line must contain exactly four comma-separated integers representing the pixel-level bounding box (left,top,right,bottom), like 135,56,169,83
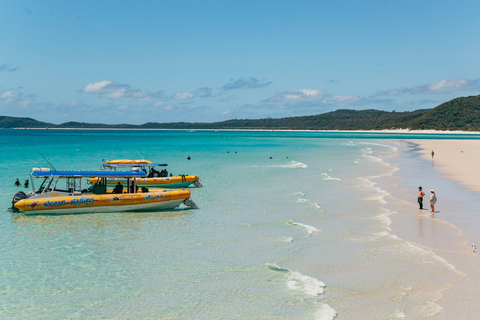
103,159,167,167
31,170,147,178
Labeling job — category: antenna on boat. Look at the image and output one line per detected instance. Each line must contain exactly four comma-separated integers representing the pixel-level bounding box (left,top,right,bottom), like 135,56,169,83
38,151,57,171
137,150,145,160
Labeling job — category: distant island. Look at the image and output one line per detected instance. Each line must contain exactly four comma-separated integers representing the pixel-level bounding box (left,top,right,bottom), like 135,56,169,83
3,95,480,131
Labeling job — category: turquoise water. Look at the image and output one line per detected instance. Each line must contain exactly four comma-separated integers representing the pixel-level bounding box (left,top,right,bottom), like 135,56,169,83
0,130,476,319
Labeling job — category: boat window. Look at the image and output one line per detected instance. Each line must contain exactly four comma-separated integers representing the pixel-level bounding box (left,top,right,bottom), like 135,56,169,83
51,177,60,192
65,177,82,193
92,177,107,194
41,177,55,194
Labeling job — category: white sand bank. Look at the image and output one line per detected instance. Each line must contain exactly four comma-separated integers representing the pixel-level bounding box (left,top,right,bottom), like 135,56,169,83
396,139,480,319
412,139,480,193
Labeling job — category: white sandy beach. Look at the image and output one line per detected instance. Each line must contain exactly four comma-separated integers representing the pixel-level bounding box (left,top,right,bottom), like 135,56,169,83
413,139,480,193
395,139,480,318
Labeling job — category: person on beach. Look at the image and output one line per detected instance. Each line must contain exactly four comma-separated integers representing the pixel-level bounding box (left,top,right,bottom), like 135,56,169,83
429,190,437,213
417,186,425,210
431,150,434,158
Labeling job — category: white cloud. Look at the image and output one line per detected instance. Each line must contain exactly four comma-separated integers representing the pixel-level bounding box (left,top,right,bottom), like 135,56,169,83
173,92,195,100
69,100,82,106
323,95,363,106
377,78,480,96
83,80,113,93
264,89,326,103
412,78,479,94
153,101,165,106
221,110,231,116
82,80,163,101
222,77,272,90
1,91,19,104
0,89,36,107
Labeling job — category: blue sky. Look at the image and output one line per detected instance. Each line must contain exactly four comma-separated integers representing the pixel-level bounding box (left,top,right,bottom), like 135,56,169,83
1,0,480,124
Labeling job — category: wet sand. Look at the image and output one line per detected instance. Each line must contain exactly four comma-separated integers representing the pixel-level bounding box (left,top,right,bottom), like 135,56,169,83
385,139,480,319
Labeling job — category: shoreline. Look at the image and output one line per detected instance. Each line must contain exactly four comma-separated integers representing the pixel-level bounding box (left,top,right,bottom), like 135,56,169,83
385,139,480,318
4,127,480,134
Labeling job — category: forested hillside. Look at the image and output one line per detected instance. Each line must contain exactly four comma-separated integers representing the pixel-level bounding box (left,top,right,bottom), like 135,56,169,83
2,95,480,131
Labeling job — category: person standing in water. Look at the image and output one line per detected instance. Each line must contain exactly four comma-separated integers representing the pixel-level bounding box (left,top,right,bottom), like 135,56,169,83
417,186,425,210
429,190,437,213
14,178,20,187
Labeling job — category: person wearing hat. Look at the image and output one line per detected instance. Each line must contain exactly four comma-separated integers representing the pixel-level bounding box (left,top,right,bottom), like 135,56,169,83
429,190,437,213
417,186,425,210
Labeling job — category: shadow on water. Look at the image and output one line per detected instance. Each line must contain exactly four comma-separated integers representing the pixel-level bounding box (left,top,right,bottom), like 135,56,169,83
10,207,194,228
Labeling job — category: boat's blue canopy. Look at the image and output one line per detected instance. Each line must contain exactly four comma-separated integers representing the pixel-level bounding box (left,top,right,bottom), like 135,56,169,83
31,170,147,178
103,163,167,167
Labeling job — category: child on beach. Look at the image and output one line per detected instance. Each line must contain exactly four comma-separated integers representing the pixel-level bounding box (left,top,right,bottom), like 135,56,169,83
429,190,437,213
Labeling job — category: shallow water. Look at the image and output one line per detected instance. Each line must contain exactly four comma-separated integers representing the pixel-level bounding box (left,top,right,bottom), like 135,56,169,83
0,130,477,319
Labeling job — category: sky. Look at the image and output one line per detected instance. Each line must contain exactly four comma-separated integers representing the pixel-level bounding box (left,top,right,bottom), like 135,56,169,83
1,0,480,125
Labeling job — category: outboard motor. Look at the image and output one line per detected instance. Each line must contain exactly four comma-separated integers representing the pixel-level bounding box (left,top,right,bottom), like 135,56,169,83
10,191,27,213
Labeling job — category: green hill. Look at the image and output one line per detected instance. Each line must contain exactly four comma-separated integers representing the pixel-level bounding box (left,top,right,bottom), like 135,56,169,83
407,95,480,130
2,94,480,131
0,116,53,128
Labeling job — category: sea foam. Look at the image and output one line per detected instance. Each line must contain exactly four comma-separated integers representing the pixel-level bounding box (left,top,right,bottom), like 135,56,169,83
296,198,323,211
267,263,326,296
313,303,338,320
261,160,308,168
321,173,341,181
288,220,319,235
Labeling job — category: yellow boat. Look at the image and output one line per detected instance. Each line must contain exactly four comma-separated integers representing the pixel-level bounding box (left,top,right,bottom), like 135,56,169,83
91,159,202,188
10,168,198,215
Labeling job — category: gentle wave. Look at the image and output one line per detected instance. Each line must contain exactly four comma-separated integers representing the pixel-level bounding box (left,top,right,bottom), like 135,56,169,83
371,211,393,231
363,188,390,204
313,303,338,320
342,140,357,146
259,160,308,168
288,220,319,235
296,198,323,211
321,173,341,181
266,263,326,296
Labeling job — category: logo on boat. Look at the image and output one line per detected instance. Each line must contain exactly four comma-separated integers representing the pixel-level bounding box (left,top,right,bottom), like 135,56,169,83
71,197,95,206
44,199,67,207
145,194,163,201
29,201,39,209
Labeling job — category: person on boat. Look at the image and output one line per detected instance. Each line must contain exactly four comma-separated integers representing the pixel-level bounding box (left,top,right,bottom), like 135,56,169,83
14,178,20,187
112,182,123,194
129,184,139,193
24,180,29,188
